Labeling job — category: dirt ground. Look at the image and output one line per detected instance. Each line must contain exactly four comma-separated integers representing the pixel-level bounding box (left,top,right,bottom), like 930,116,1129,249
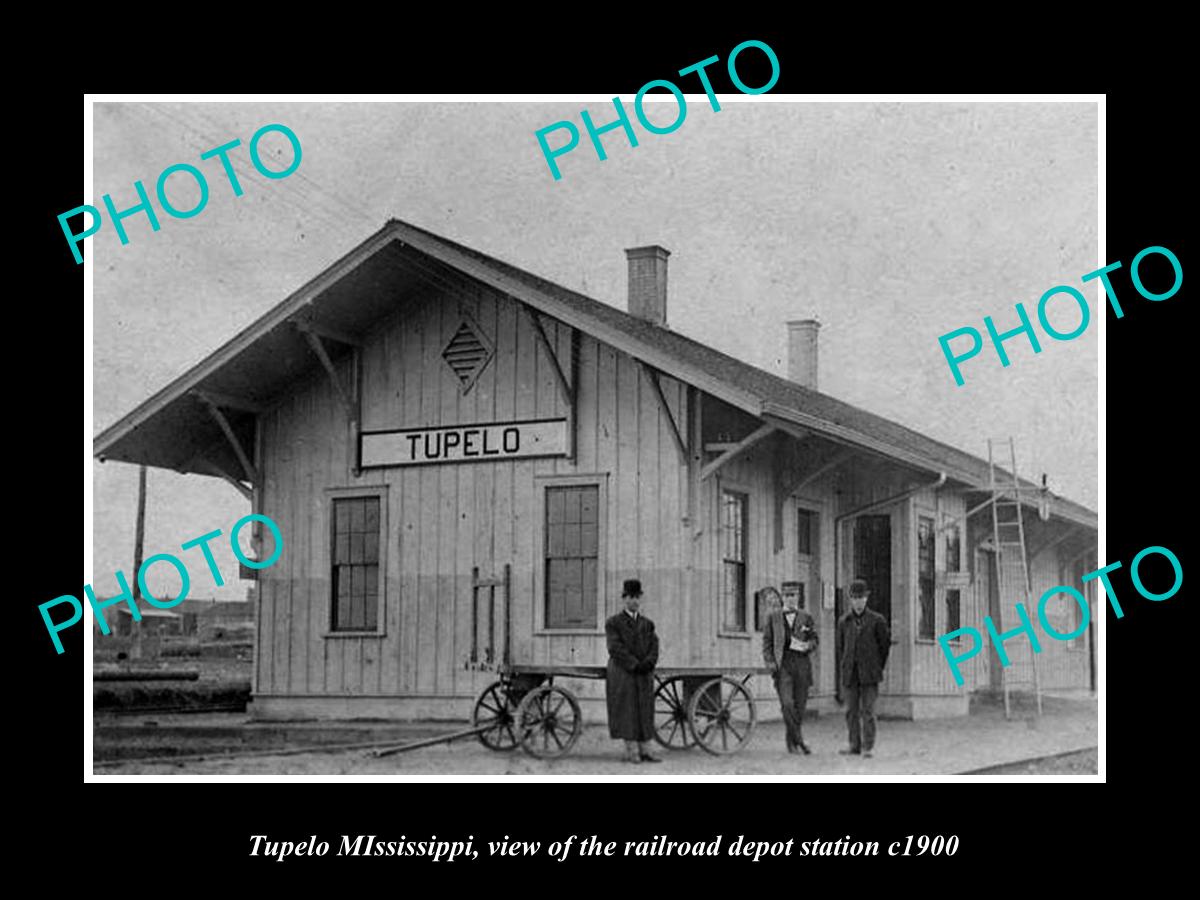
966,747,1097,775
96,695,1098,776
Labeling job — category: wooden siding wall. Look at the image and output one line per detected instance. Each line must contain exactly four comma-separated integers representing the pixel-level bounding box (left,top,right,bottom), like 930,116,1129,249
834,460,916,696
939,505,1095,694
256,283,691,701
693,443,838,701
253,279,1096,706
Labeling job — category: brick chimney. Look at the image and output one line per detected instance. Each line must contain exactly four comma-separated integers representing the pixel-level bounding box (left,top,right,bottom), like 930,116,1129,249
625,245,670,326
787,319,820,389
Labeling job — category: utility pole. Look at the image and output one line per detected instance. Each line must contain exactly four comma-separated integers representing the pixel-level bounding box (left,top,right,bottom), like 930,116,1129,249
131,465,147,661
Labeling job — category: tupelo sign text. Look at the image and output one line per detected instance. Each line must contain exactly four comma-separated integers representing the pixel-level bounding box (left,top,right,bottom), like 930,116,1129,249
360,418,569,468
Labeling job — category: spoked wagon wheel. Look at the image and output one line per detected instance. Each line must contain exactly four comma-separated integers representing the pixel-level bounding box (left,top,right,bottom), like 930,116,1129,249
472,681,519,751
516,684,583,759
687,676,756,756
653,676,697,750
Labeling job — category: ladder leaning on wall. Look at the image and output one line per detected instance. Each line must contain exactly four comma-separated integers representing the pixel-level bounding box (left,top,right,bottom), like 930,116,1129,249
988,437,1043,719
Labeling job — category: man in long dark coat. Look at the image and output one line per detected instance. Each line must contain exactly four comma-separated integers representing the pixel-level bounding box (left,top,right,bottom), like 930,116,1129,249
837,578,891,758
605,578,661,764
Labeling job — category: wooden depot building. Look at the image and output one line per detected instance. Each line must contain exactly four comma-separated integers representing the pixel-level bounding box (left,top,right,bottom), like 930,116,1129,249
94,219,1098,721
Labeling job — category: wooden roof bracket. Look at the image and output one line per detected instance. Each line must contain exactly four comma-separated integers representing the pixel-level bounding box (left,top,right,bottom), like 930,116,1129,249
639,362,689,466
192,390,259,485
701,422,775,481
1029,523,1084,560
295,320,362,476
773,447,852,553
521,304,573,409
196,457,253,501
519,302,576,461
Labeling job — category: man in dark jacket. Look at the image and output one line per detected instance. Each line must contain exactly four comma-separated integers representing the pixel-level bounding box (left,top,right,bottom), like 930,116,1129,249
761,586,819,754
837,578,891,758
605,578,661,764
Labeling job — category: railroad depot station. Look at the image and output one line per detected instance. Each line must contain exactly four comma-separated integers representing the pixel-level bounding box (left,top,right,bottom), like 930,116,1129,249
95,219,1098,725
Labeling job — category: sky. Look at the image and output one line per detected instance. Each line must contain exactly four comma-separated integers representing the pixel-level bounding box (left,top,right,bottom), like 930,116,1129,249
90,99,1098,602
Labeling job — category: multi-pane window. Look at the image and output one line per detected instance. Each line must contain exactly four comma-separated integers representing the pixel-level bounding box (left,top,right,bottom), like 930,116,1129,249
945,588,961,640
545,485,600,629
918,516,935,640
797,508,815,556
722,491,748,631
946,523,962,573
332,496,381,632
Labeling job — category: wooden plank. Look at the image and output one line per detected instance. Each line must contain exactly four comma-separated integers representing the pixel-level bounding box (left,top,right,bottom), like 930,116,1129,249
596,341,618,624
194,389,267,414
637,360,658,594
194,391,259,484
275,392,298,694
396,306,423,693
415,297,442,694
567,323,579,464
660,376,683,663
700,423,775,482
514,298,539,665
196,458,252,501
576,333,597,472
376,325,398,696
640,363,688,464
520,304,573,410
492,297,517,663
774,447,853,553
451,295,473,696
287,387,310,695
291,314,362,348
469,292,498,686
616,349,639,616
297,324,355,417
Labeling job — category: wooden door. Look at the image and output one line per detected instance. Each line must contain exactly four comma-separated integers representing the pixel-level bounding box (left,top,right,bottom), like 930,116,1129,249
853,515,892,623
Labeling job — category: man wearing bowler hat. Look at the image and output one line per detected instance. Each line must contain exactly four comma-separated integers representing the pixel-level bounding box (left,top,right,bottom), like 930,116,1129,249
605,578,661,764
837,578,891,758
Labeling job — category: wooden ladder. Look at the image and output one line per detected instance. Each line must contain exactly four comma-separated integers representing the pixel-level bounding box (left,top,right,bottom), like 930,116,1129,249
988,438,1043,720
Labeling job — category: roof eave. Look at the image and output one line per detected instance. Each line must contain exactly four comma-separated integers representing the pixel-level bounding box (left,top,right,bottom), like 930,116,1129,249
93,221,404,459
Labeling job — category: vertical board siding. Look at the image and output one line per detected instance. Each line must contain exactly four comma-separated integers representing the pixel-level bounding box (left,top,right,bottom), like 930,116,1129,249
258,286,689,701
255,282,1093,710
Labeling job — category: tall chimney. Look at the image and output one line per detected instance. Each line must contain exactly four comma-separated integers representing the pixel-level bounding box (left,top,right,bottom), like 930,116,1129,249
625,245,670,326
787,319,820,389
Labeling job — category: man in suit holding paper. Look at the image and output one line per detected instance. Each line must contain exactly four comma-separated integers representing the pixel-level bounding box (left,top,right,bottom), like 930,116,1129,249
761,585,819,754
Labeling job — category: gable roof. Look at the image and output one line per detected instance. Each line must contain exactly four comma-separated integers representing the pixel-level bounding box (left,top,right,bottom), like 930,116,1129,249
94,218,1096,530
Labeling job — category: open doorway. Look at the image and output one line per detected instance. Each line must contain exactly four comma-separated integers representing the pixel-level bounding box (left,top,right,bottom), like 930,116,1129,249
852,514,892,623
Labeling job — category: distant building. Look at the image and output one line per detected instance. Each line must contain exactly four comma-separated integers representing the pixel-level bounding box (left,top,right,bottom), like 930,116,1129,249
104,606,182,637
175,599,255,640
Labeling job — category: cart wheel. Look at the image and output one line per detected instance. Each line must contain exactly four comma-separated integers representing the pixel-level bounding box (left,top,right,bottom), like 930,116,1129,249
687,676,756,756
516,684,582,759
653,676,696,750
472,681,519,751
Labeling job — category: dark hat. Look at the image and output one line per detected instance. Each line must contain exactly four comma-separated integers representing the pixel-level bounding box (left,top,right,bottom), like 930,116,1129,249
848,578,870,598
622,578,643,598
